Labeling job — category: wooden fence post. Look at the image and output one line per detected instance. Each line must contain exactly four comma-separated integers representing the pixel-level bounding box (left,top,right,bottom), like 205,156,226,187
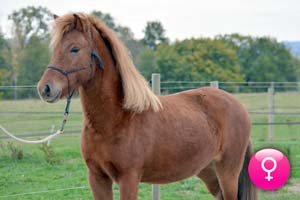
151,73,160,200
210,81,219,88
268,82,275,141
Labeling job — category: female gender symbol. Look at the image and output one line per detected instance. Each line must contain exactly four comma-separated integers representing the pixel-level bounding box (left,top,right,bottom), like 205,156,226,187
248,148,290,190
261,157,277,181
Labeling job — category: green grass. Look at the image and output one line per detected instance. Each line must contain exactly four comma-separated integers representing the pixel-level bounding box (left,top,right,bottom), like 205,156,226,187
0,92,300,199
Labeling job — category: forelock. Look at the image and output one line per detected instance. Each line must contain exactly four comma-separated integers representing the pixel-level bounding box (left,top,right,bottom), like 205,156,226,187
50,13,89,49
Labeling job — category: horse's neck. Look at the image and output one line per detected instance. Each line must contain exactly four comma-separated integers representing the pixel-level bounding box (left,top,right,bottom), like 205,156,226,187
79,45,125,132
79,69,125,132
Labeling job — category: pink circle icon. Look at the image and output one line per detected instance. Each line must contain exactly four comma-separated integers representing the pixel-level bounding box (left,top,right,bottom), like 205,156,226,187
248,148,290,190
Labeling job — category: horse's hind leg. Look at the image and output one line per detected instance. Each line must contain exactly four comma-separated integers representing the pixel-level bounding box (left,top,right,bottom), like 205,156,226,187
197,163,223,200
214,153,244,200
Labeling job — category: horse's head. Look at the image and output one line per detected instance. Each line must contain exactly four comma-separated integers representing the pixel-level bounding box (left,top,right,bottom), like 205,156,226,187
38,12,161,112
38,13,101,103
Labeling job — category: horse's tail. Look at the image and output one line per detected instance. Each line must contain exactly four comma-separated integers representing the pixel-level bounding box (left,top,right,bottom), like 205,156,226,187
237,143,258,200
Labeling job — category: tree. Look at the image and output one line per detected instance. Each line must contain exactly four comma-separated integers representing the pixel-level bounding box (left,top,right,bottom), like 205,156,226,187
91,10,133,41
8,6,52,49
91,10,117,31
0,30,5,64
137,38,244,82
18,35,50,85
135,47,157,79
219,34,300,82
142,21,169,50
91,10,147,66
5,6,52,96
0,30,7,85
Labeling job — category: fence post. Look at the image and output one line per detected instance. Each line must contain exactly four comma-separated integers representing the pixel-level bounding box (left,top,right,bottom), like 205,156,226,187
151,73,160,200
268,82,275,141
152,73,161,95
210,81,219,88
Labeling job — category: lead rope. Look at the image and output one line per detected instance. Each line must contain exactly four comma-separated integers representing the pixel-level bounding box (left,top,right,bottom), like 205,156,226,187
0,69,76,144
0,98,71,144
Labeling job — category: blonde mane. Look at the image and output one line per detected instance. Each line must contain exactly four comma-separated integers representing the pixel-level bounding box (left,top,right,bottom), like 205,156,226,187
50,13,162,113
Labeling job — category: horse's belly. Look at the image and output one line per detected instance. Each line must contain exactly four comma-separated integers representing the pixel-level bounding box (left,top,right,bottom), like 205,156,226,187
141,160,211,184
141,145,215,184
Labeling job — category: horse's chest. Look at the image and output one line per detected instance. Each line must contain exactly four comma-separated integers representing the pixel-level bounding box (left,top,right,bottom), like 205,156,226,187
80,131,134,182
81,141,120,181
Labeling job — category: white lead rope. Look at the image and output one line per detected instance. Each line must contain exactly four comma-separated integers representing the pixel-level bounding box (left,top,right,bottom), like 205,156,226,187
0,125,63,144
0,96,72,144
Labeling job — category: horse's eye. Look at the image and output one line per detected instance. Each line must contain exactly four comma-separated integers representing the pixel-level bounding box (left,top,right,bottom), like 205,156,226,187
70,47,80,53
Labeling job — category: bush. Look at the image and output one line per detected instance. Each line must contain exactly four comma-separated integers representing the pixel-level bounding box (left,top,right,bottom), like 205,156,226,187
0,142,24,160
39,143,62,164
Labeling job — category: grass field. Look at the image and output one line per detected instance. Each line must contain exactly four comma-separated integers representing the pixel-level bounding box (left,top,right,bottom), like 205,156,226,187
0,91,300,199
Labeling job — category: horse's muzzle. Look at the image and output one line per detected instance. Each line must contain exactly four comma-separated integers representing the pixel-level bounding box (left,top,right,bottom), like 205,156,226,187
37,82,62,103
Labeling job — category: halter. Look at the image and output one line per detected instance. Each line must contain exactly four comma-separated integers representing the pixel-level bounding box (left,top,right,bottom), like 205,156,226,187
47,49,104,132
0,19,105,144
0,49,104,144
48,21,103,131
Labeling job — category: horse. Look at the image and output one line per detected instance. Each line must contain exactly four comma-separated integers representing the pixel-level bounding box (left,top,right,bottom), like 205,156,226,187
37,13,257,200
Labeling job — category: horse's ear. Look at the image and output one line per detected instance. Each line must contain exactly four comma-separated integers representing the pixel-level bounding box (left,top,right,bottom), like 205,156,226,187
73,13,84,32
53,14,59,19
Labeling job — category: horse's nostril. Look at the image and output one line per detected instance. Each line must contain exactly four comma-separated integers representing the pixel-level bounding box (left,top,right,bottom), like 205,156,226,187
44,84,51,97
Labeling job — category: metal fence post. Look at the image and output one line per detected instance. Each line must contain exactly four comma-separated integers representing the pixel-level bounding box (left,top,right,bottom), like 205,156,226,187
268,82,275,141
210,81,219,88
151,73,160,200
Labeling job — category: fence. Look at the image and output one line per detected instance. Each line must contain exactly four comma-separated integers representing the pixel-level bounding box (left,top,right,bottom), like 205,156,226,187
160,81,300,94
2,81,300,140
1,81,300,100
1,77,300,199
1,80,300,142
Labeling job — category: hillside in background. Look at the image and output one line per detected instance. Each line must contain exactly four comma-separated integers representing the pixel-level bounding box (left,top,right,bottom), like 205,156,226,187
283,41,300,57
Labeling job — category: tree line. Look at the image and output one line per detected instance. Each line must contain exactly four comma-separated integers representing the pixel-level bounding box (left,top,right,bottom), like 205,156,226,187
0,6,299,91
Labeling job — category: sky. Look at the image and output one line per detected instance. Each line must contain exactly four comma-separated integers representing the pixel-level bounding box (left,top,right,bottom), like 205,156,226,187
0,0,300,41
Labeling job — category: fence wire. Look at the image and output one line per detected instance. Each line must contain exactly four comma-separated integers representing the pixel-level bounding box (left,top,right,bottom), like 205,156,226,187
0,82,300,140
0,186,89,199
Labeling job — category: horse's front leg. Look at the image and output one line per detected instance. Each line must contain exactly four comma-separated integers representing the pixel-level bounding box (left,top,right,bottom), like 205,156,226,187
89,170,113,200
118,171,140,200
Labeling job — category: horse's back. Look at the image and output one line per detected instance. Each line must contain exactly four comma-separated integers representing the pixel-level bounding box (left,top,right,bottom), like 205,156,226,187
162,86,250,129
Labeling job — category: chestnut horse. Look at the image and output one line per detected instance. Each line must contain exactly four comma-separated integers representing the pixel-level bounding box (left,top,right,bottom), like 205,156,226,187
38,13,257,200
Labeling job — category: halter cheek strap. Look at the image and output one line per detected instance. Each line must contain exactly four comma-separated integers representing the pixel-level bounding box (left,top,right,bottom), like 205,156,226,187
91,50,104,69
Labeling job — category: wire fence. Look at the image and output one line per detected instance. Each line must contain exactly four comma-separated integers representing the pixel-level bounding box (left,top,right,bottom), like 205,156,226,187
0,186,89,199
1,81,300,98
160,81,300,94
0,81,300,141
